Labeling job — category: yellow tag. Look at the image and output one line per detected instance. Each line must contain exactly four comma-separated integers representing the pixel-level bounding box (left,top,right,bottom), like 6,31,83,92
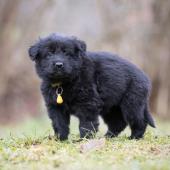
57,94,63,104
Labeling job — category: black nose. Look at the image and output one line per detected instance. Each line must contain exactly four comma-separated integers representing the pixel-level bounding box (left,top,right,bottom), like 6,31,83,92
55,62,63,69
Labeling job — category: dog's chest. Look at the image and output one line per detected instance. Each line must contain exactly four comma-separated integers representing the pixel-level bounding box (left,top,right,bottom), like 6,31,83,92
47,83,102,115
61,86,97,113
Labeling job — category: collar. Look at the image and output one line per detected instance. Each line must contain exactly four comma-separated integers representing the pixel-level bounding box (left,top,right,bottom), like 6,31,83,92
51,82,62,88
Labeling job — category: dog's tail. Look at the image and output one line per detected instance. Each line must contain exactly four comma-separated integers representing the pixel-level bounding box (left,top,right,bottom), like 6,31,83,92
144,104,156,128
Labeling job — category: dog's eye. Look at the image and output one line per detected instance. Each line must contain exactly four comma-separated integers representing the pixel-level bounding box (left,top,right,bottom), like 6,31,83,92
62,49,68,55
62,49,74,56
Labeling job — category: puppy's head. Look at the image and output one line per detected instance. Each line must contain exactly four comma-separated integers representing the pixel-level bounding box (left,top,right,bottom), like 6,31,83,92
28,34,86,82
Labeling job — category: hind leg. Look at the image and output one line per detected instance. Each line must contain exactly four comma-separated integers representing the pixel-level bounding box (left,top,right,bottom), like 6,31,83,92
102,106,127,137
129,120,147,139
120,94,148,139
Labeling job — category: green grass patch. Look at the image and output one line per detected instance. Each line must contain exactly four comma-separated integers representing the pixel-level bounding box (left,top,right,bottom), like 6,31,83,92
0,116,170,170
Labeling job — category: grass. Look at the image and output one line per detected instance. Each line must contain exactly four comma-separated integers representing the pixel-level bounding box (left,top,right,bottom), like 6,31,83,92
0,116,170,170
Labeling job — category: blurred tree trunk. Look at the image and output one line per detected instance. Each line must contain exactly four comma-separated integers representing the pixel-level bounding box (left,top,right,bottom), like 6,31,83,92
149,0,170,117
0,0,49,123
0,0,21,122
97,0,170,118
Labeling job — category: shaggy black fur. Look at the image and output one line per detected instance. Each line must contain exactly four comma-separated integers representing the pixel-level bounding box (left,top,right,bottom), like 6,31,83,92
28,34,155,140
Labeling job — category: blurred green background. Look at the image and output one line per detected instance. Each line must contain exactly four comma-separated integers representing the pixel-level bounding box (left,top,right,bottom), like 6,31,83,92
0,0,170,125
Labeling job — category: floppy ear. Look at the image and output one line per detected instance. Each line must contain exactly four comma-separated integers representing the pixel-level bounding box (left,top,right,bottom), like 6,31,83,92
75,39,87,54
28,43,39,61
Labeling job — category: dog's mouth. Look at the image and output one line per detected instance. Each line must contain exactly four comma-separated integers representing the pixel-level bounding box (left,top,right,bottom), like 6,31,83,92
47,71,70,82
53,71,63,76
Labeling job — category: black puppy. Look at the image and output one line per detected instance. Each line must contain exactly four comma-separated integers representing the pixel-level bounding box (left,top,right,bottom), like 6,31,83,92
28,34,155,140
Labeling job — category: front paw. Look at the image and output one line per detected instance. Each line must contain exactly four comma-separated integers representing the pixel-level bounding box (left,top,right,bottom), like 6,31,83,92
129,135,143,140
80,128,96,139
104,131,117,138
55,133,68,141
59,135,68,141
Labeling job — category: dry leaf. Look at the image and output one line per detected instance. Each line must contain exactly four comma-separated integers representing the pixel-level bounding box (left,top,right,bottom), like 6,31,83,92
80,138,105,153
